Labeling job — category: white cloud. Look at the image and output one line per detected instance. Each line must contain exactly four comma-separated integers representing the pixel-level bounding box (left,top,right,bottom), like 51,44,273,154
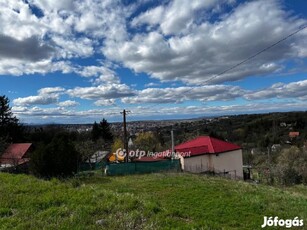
122,85,245,104
94,99,116,106
13,95,58,106
245,79,307,100
74,65,121,85
0,0,44,40
58,100,79,107
38,87,65,95
28,0,74,12
67,84,136,100
13,86,64,106
132,0,234,35
127,101,307,118
75,65,113,78
52,36,94,58
144,82,160,87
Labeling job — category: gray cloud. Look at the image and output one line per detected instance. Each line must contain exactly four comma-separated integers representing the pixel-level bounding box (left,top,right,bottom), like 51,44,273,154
0,35,54,61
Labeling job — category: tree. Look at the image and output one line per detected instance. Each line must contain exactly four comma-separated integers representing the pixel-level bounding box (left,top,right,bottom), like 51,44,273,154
91,119,113,142
0,136,8,156
91,122,100,142
274,147,307,185
74,139,105,162
134,132,161,153
111,138,124,153
0,95,23,142
100,119,113,141
30,133,80,178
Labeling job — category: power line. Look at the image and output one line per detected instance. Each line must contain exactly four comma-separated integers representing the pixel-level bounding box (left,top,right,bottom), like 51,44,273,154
207,24,307,84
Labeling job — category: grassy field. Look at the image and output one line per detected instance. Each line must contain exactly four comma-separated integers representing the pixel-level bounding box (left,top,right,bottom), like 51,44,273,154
1,172,307,229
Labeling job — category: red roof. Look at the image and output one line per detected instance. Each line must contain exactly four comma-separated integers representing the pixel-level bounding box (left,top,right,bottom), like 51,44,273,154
134,156,167,162
0,143,32,165
175,136,241,157
289,132,299,138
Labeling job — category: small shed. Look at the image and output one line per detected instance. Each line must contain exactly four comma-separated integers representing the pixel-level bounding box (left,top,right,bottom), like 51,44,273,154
175,136,243,179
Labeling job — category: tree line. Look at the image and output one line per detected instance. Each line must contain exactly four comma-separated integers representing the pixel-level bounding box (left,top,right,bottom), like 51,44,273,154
2,94,307,185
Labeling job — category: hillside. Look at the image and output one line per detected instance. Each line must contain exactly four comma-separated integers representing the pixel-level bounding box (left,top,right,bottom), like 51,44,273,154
1,172,307,229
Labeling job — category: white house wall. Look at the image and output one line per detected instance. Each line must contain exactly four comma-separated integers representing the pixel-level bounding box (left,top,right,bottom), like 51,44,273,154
183,149,243,179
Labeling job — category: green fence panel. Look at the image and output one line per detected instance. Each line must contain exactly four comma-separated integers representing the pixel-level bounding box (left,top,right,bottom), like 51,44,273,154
106,160,181,176
79,161,106,171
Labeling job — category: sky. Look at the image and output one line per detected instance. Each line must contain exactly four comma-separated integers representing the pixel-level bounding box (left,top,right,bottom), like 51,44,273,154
0,0,307,124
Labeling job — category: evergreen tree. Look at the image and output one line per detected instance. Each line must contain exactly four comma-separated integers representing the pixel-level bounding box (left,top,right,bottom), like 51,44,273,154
0,95,23,142
99,118,113,141
91,121,100,142
91,119,113,142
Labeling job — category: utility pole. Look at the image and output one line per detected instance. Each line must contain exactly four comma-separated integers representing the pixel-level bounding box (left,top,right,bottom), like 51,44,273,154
121,109,130,162
171,129,174,159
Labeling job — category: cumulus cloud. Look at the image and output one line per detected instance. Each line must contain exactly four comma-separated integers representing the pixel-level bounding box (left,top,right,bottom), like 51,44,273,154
94,99,116,106
58,100,79,107
0,0,128,75
122,85,245,104
13,95,58,106
12,106,123,123
28,0,74,12
38,87,65,95
0,59,73,76
128,101,307,118
51,36,94,58
131,0,234,35
245,80,307,100
13,87,64,106
74,65,121,85
144,82,160,87
67,84,136,100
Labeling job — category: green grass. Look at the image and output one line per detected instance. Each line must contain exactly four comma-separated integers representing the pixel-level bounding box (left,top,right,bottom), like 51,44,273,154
1,172,307,229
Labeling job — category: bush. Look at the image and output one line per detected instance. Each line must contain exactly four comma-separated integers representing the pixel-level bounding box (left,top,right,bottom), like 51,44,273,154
30,133,80,178
274,146,307,185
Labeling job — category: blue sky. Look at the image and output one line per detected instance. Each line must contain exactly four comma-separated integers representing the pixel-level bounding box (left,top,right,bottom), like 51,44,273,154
0,0,307,124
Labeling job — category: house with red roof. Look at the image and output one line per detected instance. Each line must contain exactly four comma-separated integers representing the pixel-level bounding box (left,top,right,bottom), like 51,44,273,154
0,143,32,169
175,136,243,179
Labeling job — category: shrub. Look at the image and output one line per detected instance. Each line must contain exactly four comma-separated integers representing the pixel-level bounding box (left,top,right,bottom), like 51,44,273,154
30,133,80,178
